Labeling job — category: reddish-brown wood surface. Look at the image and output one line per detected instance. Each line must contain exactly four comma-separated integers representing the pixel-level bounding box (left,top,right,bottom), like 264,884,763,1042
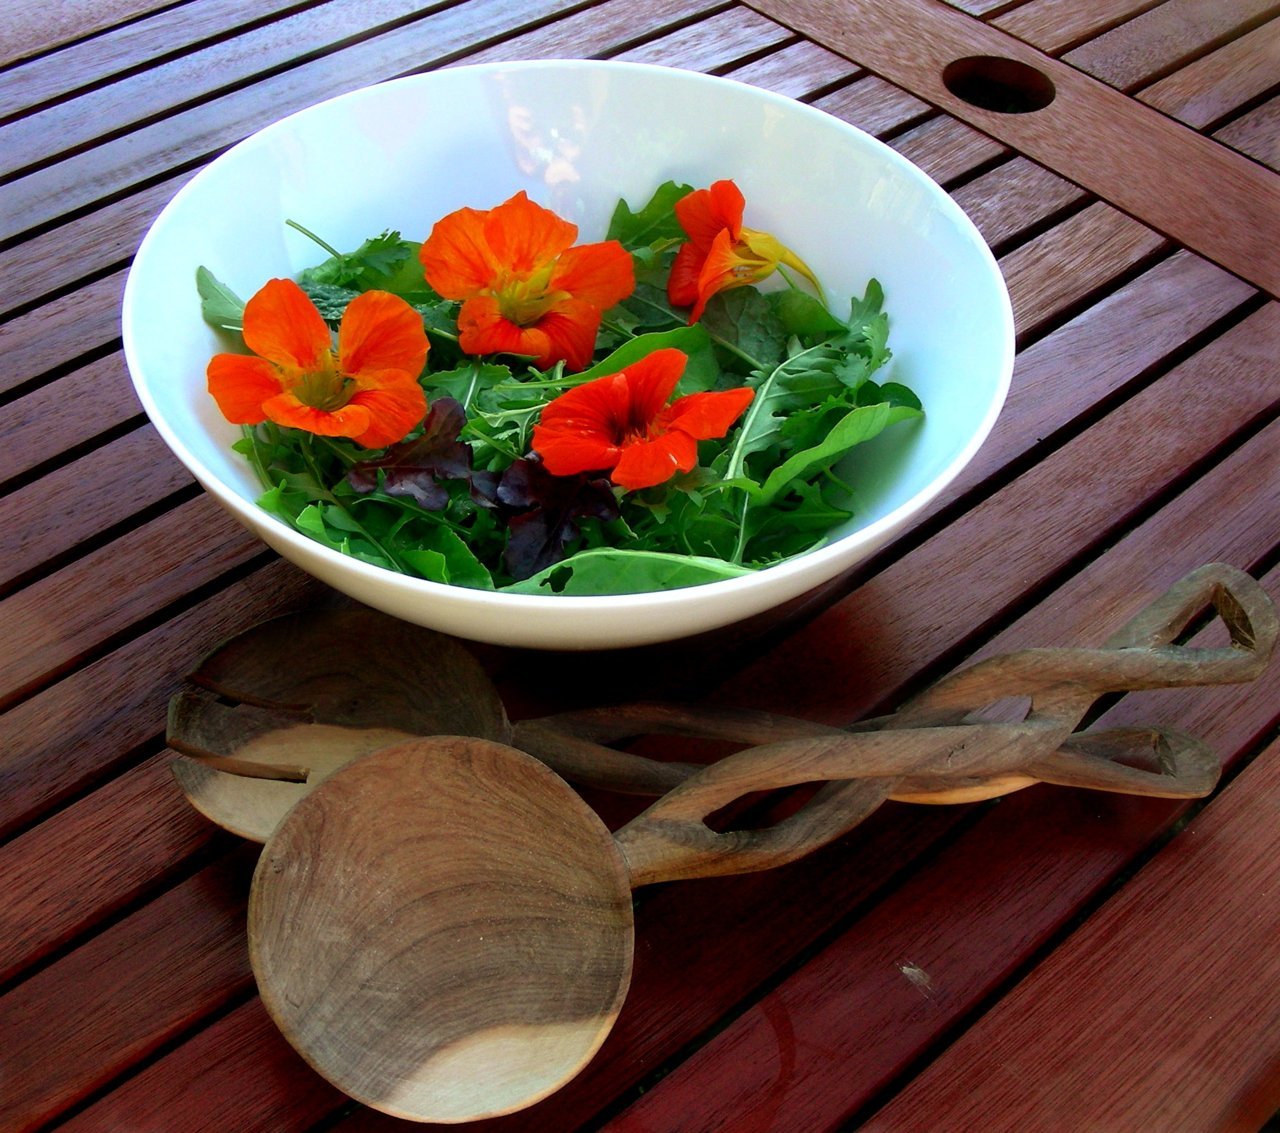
1,1,1277,1131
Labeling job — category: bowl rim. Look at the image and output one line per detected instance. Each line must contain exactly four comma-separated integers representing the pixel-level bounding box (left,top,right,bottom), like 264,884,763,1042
122,58,1015,615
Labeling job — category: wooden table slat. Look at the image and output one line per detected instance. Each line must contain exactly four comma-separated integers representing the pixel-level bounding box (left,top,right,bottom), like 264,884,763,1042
0,558,325,840
0,426,193,594
0,0,450,183
862,735,1280,1132
1138,17,1280,129
0,751,217,987
1214,92,1280,170
0,0,175,69
0,849,256,1133
993,0,1166,56
1060,0,1278,90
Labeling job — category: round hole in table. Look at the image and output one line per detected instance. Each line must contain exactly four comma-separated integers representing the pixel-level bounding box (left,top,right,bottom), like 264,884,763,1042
942,56,1056,114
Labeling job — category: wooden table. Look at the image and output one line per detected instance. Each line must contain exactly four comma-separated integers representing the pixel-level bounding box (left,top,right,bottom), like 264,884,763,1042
2,1,1278,1129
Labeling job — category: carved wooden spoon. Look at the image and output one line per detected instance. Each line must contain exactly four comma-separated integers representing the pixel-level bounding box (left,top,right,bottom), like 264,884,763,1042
249,704,1217,1123
168,608,510,840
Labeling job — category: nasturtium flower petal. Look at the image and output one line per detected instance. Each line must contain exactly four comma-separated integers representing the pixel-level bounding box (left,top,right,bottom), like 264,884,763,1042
674,179,745,250
611,431,699,491
420,191,634,372
662,387,756,439
532,347,752,492
242,277,332,371
418,206,500,296
550,241,637,312
338,289,430,378
261,393,373,440
346,382,433,448
206,354,281,425
666,241,704,309
206,278,428,449
481,191,577,274
617,345,685,424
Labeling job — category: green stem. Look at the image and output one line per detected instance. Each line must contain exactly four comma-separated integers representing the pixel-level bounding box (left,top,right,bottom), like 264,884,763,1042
299,434,407,573
285,220,344,261
730,491,752,565
240,425,273,490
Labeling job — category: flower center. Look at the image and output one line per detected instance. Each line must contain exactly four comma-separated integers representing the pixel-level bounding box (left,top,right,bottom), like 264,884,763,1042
492,262,567,327
289,353,355,412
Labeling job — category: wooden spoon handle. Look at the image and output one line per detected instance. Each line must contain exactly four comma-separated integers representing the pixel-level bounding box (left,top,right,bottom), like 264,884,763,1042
615,721,1046,886
612,566,1276,887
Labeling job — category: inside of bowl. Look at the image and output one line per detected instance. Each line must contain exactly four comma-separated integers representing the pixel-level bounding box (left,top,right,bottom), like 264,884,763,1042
124,60,1011,600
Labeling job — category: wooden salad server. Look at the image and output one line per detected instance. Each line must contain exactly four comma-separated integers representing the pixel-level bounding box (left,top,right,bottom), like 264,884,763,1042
237,563,1273,1123
170,562,1275,845
167,607,510,839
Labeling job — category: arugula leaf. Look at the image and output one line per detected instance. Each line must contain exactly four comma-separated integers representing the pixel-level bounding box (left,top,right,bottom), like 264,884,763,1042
423,362,512,413
400,527,495,589
503,547,755,595
756,401,922,506
298,281,359,322
607,180,693,249
771,289,844,340
700,287,787,371
575,326,720,393
196,267,245,333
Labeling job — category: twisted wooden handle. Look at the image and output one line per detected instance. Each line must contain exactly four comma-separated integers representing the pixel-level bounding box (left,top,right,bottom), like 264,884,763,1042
517,564,1275,886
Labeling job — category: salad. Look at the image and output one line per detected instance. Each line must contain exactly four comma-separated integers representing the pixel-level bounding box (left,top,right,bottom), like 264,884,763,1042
197,179,922,596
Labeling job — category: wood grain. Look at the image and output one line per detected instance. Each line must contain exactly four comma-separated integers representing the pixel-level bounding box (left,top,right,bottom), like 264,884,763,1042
950,156,1084,247
0,0,447,182
0,274,126,396
1062,0,1276,89
1002,201,1171,335
0,751,215,985
0,848,257,1132
0,426,192,591
0,0,590,242
1139,19,1280,128
0,495,262,706
724,37,859,96
1215,94,1280,169
0,558,326,838
1,355,143,482
0,0,174,67
746,0,1280,296
57,998,347,1133
250,739,634,1122
862,736,1280,1132
993,0,1163,55
0,0,317,117
613,6,791,69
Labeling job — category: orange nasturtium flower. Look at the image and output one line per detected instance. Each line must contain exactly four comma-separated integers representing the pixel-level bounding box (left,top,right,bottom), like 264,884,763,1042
668,179,820,323
207,279,429,449
532,347,754,491
419,191,634,372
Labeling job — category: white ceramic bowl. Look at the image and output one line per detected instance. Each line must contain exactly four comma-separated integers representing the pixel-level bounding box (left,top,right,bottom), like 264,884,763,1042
123,60,1013,650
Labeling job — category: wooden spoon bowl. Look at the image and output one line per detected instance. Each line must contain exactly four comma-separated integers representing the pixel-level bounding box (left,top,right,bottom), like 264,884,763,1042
250,737,634,1123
